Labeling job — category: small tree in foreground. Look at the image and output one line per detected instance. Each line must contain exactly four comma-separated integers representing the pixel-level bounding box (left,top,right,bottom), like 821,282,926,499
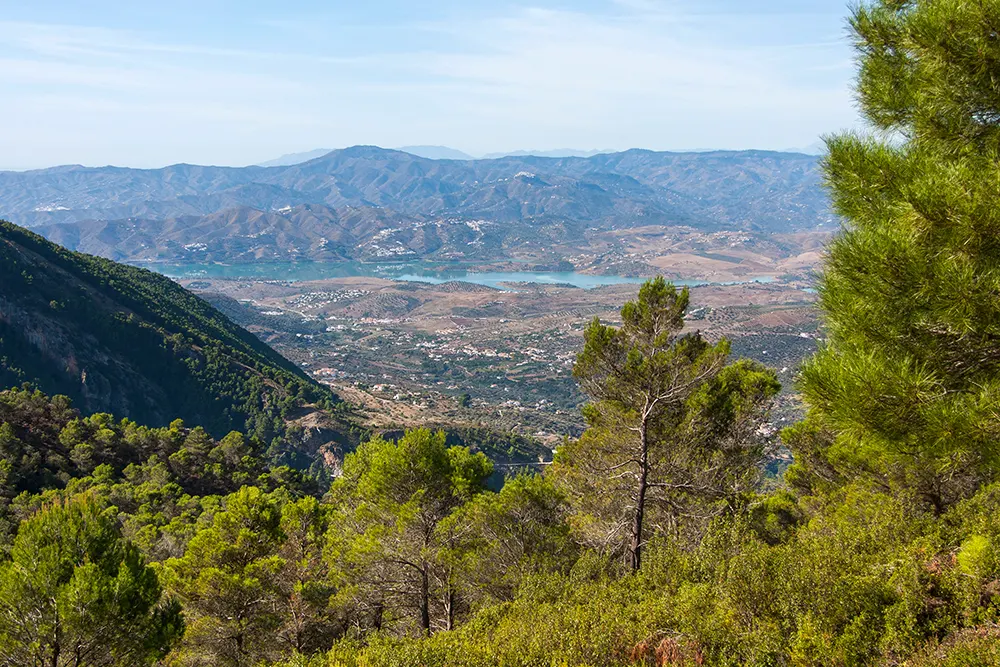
438,472,576,607
327,429,492,636
164,486,287,667
0,494,183,667
564,277,779,570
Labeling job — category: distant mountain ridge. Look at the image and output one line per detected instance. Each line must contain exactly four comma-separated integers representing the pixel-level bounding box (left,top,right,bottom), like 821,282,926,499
481,148,612,159
2,146,833,263
257,148,334,167
258,146,604,164
398,145,476,160
257,146,476,166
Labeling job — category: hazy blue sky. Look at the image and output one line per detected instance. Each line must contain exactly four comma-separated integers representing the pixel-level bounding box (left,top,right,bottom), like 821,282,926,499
0,0,861,169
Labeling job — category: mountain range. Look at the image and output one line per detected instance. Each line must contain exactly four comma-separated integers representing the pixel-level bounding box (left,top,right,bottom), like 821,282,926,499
2,146,832,264
398,145,477,160
259,146,612,165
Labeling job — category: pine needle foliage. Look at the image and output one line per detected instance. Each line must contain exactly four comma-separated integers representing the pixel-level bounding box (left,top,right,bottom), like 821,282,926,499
793,0,1000,510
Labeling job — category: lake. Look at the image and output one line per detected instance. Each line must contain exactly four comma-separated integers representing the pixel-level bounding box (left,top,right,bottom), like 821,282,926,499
139,261,774,291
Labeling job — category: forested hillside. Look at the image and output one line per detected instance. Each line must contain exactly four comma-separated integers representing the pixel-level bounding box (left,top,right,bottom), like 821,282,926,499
0,221,346,453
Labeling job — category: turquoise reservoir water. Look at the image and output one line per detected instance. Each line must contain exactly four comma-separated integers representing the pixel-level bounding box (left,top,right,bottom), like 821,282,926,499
139,261,774,291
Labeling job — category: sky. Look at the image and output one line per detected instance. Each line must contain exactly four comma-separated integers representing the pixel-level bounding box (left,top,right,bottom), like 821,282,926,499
0,0,862,170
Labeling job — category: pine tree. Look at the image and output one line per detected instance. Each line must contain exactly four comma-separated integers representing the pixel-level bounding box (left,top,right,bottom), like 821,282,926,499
0,495,183,666
438,473,575,606
567,277,778,570
327,429,493,636
791,0,1000,510
163,486,286,667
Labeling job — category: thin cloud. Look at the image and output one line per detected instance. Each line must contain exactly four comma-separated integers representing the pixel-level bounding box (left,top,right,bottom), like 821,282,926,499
0,21,376,65
0,2,860,168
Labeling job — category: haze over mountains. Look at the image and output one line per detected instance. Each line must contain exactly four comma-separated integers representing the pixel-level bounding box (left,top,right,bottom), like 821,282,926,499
257,148,339,168
2,146,833,265
399,146,477,160
258,146,619,166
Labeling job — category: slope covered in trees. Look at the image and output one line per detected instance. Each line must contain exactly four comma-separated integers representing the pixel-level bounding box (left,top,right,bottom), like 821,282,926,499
0,221,345,451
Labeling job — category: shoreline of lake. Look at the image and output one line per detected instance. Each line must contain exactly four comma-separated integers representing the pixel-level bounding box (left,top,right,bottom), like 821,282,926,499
137,260,778,291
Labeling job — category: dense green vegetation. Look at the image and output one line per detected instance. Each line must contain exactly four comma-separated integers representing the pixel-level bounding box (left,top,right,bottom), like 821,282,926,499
0,221,345,453
3,1,1000,665
0,495,184,667
4,251,999,664
0,386,323,548
788,0,1000,512
4,380,1000,666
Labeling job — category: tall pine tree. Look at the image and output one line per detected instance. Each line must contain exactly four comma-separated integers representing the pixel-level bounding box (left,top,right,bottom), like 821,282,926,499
566,278,778,570
790,0,1000,509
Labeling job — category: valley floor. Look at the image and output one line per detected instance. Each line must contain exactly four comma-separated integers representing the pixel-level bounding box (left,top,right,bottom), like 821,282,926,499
181,272,819,448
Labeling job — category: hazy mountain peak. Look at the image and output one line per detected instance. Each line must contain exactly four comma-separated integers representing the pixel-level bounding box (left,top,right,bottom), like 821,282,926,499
482,148,613,159
257,148,335,168
260,145,475,167
397,146,475,160
781,140,827,156
336,145,407,157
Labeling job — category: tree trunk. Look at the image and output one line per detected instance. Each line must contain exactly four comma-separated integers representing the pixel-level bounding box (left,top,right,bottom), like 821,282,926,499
235,630,245,667
420,567,431,637
628,415,650,572
51,610,60,667
444,576,455,631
